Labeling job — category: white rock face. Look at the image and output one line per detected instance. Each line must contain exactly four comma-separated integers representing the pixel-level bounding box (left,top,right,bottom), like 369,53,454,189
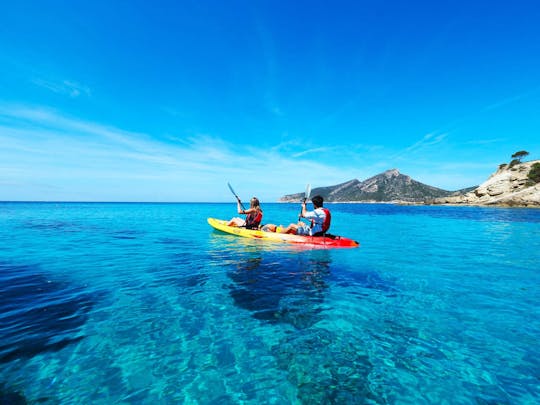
433,160,540,207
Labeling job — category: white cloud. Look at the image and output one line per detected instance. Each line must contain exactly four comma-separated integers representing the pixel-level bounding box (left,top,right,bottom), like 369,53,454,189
390,132,449,161
482,88,540,112
31,78,91,98
0,104,359,201
292,147,334,158
404,132,448,153
464,138,507,145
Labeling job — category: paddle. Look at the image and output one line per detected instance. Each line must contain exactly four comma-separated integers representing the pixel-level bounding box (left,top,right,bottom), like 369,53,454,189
298,183,311,221
227,182,247,211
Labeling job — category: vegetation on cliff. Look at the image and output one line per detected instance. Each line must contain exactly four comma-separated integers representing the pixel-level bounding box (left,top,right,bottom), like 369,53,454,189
528,163,540,186
502,150,539,186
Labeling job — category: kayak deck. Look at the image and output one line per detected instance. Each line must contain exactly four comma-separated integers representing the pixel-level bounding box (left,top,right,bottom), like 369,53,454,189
207,218,359,248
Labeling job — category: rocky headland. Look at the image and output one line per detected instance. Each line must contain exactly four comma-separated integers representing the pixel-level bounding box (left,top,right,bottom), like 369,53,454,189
429,160,540,208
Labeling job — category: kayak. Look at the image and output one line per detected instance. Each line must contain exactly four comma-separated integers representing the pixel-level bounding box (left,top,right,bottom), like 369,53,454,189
207,218,359,248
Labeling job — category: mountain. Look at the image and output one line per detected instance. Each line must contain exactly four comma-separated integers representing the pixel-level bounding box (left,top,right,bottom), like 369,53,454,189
429,160,540,207
280,169,462,203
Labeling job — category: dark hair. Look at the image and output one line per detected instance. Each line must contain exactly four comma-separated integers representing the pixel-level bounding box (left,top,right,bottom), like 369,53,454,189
311,195,323,208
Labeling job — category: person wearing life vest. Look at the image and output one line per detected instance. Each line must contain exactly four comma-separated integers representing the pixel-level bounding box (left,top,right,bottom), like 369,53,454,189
227,197,263,229
279,195,331,236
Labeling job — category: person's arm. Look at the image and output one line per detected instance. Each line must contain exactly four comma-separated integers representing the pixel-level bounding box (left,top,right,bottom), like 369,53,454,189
302,206,318,220
237,201,255,215
300,201,307,217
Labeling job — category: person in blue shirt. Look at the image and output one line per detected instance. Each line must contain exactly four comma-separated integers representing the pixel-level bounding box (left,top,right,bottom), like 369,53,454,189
278,195,331,236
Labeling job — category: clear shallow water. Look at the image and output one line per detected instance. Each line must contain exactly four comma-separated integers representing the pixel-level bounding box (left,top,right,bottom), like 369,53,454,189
1,202,539,404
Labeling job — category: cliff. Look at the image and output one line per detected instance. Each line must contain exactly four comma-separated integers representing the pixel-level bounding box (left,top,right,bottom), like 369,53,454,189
430,160,540,207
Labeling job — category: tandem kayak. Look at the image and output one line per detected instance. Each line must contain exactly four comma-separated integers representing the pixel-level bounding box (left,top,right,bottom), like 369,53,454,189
207,218,359,248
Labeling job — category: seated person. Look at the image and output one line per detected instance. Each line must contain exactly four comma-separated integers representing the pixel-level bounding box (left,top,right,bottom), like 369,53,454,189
227,197,263,229
278,195,331,236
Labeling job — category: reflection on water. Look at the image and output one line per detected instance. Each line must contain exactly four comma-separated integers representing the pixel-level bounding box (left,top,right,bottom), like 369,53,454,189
226,249,331,328
209,240,386,402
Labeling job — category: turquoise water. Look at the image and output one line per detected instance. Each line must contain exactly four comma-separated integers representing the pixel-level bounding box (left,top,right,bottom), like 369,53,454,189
1,202,539,404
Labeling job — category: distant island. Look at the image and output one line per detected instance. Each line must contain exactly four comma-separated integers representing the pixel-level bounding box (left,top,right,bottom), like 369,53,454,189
280,151,540,208
280,169,475,203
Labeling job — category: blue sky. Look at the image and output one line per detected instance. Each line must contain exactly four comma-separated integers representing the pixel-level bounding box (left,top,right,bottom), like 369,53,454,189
1,0,539,202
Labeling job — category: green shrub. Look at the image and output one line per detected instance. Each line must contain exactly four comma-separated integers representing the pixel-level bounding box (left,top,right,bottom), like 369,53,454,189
527,162,540,185
509,159,520,168
499,163,507,170
511,150,529,162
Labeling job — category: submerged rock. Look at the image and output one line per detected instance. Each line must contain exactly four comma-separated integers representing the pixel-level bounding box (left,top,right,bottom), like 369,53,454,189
0,262,95,364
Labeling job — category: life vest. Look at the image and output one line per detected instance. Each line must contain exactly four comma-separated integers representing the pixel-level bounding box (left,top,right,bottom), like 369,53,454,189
245,209,263,229
312,207,331,236
321,208,331,233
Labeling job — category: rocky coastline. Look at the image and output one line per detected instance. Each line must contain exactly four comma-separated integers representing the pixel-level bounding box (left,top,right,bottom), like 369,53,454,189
427,160,540,208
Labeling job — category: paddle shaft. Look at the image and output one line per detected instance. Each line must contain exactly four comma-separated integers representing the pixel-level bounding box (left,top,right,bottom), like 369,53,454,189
298,184,311,222
227,182,247,211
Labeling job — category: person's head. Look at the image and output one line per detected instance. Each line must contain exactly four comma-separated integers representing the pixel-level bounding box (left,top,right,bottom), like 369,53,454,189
250,197,260,208
311,195,323,208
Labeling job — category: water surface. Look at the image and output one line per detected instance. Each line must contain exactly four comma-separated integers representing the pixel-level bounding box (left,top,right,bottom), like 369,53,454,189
1,202,539,403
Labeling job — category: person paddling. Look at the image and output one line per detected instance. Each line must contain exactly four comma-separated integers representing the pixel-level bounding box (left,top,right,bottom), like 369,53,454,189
278,195,331,236
227,197,263,229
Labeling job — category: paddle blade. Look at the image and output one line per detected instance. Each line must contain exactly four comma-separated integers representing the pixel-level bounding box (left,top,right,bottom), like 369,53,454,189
305,183,311,201
227,182,237,198
227,182,246,210
298,183,311,221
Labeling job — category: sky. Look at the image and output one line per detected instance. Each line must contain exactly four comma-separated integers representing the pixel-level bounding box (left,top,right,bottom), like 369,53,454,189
1,0,540,202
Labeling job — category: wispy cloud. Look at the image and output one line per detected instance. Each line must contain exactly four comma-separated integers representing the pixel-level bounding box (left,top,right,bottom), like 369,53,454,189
431,86,540,136
464,137,507,145
482,87,540,112
0,104,359,201
0,103,494,199
407,132,448,153
31,78,91,98
392,132,448,160
292,146,335,158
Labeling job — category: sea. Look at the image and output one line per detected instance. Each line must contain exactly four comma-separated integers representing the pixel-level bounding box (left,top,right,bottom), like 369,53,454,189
1,202,539,404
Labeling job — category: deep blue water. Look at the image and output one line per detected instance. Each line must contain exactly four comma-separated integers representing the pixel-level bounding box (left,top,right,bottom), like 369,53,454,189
1,202,539,404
